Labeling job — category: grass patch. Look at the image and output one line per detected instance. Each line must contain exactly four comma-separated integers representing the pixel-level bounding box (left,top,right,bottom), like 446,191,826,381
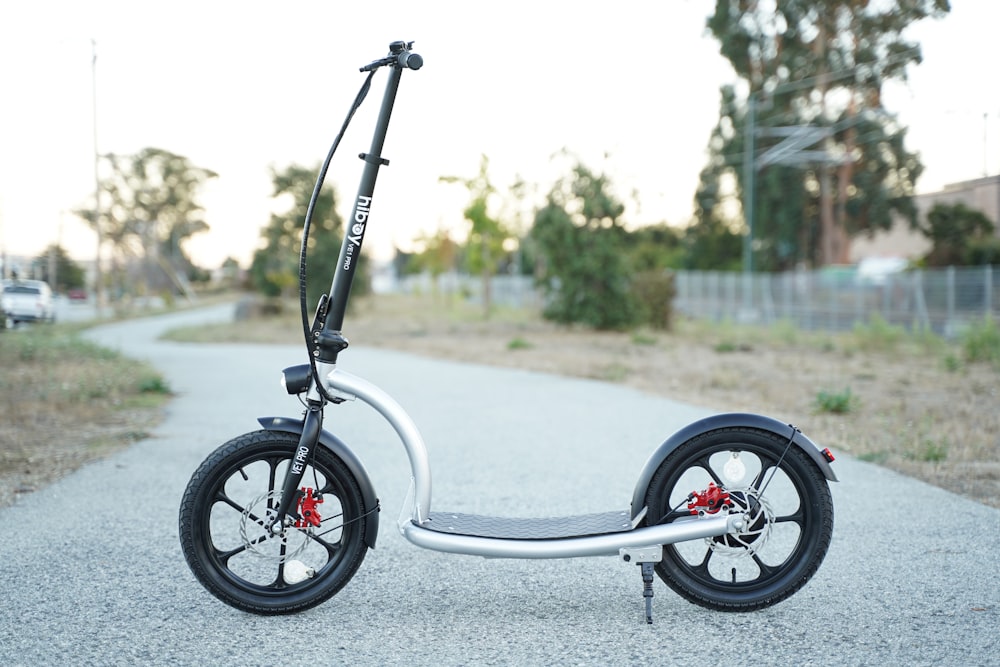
598,363,630,382
814,387,856,414
631,331,658,346
897,417,951,463
851,314,906,352
961,317,1000,366
507,337,533,350
0,325,170,484
713,340,752,353
858,451,889,464
162,319,299,345
138,375,172,394
942,353,962,373
909,439,949,463
769,319,800,345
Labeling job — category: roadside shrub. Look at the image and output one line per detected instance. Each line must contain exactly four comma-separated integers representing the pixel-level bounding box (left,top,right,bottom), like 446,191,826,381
814,387,856,414
852,314,905,351
507,337,532,350
631,332,657,346
630,270,676,331
909,439,948,463
942,353,962,373
961,317,1000,366
138,375,172,394
770,319,800,345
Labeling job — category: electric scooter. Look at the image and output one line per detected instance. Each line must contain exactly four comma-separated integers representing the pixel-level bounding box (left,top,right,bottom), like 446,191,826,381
178,41,837,624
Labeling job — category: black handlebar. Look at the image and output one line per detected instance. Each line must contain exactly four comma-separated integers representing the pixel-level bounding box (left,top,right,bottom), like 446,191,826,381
397,51,423,70
360,40,423,72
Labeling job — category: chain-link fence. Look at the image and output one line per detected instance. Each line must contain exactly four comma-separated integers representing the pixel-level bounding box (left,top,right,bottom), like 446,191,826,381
391,266,999,339
395,272,542,309
674,266,999,338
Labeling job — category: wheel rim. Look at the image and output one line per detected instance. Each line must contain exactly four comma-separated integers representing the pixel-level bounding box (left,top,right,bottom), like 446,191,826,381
195,446,362,598
650,437,825,597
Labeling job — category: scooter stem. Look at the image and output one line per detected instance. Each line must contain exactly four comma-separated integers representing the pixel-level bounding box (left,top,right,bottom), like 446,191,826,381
317,43,417,365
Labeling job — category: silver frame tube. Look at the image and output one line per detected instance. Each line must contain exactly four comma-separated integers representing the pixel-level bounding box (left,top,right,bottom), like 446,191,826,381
400,513,740,559
321,366,740,558
324,366,433,523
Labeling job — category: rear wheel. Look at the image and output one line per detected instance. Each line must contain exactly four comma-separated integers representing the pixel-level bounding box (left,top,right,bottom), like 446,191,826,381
644,427,833,611
179,430,370,614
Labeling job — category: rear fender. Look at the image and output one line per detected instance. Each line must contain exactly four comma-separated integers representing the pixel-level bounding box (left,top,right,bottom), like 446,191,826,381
257,416,380,548
630,413,837,522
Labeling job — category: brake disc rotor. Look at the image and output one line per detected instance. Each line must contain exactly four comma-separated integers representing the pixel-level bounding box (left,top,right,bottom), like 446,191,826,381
709,488,773,556
239,491,311,563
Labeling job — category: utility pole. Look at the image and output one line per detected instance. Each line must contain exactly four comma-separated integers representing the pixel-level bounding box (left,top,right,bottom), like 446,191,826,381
92,39,103,313
741,93,757,316
48,212,62,290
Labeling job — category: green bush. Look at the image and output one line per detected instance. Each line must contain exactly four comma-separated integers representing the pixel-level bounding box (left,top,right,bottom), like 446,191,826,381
814,387,856,414
507,337,532,350
630,270,676,330
961,317,1000,365
852,314,905,351
909,439,948,463
530,161,641,331
138,375,172,394
631,332,657,346
942,353,962,373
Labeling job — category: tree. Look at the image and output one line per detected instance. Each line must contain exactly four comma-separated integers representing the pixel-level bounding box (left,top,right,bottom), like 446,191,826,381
249,164,367,309
218,256,242,289
440,155,513,318
34,244,86,293
409,227,460,298
625,223,685,272
920,202,996,266
530,160,639,330
688,99,749,271
695,0,949,271
78,147,216,298
681,214,744,271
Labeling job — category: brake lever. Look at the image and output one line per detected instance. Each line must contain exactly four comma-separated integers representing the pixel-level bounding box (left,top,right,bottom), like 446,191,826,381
359,56,395,72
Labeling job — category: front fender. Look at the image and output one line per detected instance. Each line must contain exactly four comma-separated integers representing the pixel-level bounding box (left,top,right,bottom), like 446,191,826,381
630,413,837,521
258,416,380,549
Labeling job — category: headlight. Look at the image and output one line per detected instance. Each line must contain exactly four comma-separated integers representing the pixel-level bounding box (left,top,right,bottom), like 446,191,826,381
281,364,312,395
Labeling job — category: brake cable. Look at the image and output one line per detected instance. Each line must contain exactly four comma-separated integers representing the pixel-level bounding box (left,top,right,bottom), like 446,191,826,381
297,68,377,403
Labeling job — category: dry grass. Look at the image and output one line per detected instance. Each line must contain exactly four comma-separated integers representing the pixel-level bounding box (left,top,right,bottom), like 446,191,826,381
0,325,170,508
165,293,1000,509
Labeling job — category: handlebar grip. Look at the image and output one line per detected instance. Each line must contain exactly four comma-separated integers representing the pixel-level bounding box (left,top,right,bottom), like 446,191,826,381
397,51,423,70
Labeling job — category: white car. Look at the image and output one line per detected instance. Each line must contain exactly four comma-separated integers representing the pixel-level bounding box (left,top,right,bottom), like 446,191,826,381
2,279,55,327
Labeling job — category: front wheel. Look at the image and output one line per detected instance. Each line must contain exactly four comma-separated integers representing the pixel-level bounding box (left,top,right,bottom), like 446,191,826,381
644,427,833,611
179,430,370,614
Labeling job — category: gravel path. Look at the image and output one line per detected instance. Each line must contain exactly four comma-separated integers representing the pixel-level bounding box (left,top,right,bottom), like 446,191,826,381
0,304,996,666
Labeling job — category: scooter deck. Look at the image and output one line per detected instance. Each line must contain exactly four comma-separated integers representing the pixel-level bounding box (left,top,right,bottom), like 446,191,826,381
422,510,634,540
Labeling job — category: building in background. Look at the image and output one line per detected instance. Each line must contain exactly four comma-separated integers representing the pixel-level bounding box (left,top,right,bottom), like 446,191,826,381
850,174,1000,263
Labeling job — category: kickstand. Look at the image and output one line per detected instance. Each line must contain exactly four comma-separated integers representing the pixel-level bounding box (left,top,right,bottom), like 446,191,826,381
641,562,655,624
621,546,662,625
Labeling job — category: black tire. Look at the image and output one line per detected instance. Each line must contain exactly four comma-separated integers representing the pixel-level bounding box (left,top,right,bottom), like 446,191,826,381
644,427,833,611
179,430,369,614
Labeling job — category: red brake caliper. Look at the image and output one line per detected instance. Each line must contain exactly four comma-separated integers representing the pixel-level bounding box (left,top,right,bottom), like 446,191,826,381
687,482,730,515
295,487,323,528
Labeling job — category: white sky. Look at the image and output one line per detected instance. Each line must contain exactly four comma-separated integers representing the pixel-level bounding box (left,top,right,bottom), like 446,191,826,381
1,0,998,269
